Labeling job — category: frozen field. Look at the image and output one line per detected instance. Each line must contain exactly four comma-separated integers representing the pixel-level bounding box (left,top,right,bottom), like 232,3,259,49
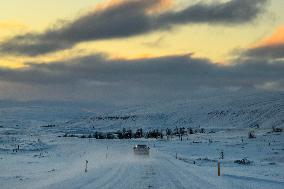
0,92,284,189
0,129,283,189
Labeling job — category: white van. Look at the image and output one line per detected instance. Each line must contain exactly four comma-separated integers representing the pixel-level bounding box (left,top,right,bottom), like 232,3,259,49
133,144,150,155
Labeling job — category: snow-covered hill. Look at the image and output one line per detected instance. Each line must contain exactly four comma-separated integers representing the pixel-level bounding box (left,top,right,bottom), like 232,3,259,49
61,91,284,132
1,91,283,134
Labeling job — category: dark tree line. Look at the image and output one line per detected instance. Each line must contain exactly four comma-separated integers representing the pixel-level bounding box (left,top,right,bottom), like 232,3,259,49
61,127,208,140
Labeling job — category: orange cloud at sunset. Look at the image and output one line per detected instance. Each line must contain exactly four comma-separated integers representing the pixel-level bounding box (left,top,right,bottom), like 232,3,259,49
94,0,173,13
253,26,284,48
244,26,284,59
94,0,124,11
147,0,173,14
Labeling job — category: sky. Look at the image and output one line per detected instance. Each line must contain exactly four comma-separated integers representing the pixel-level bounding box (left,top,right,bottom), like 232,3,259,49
0,0,283,104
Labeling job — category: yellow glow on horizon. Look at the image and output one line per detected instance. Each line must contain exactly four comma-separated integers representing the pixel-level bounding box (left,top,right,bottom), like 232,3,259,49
0,21,27,30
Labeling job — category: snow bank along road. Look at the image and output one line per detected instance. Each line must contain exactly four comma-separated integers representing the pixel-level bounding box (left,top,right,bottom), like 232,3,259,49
1,133,284,189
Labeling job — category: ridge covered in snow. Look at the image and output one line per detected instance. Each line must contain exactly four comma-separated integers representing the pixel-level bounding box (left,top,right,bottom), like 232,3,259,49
1,92,283,133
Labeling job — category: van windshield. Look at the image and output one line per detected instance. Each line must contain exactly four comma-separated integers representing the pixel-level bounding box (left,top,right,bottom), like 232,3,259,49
137,145,147,148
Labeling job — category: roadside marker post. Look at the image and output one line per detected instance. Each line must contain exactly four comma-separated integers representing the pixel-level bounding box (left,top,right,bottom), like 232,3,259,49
218,161,221,176
85,160,88,173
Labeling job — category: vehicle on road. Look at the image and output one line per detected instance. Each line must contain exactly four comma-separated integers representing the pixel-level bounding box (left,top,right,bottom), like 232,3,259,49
133,144,150,155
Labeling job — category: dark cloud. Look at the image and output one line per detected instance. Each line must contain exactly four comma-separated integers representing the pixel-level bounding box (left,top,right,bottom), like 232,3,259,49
244,43,284,59
158,0,267,25
0,54,283,103
0,0,267,56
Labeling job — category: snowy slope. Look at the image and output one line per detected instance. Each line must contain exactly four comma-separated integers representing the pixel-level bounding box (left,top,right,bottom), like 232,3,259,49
60,91,284,132
1,92,283,134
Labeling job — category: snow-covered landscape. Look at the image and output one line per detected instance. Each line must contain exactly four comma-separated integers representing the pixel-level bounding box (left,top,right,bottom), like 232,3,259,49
1,1,284,188
1,92,283,189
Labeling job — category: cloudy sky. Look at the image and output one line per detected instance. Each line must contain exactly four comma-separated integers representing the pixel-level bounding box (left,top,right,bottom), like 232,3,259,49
0,0,283,104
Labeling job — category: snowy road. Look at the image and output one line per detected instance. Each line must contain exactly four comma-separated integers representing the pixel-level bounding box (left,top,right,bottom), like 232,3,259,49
43,149,215,189
40,144,283,189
